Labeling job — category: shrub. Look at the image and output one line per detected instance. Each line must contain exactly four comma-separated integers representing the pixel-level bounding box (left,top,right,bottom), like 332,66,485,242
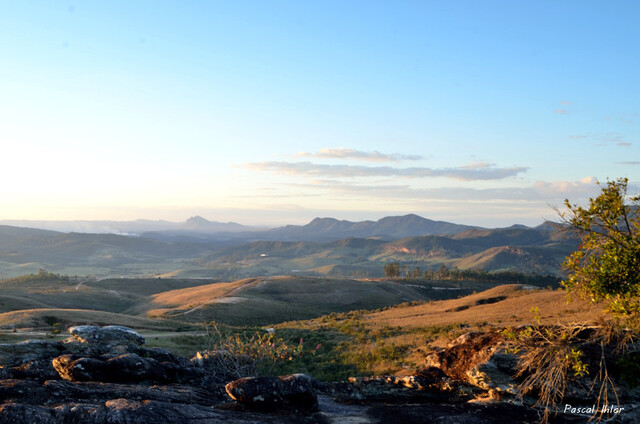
198,323,303,379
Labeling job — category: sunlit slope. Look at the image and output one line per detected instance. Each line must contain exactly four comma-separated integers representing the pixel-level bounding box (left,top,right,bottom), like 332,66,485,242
145,276,432,325
361,284,605,330
0,275,434,328
0,276,210,330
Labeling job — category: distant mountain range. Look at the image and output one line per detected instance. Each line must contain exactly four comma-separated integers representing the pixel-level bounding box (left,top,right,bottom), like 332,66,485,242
0,216,258,236
1,214,480,243
141,214,480,243
0,215,574,279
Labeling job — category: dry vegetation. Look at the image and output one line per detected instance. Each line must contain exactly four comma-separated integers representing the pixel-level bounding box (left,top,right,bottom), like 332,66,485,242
275,284,609,377
0,272,613,384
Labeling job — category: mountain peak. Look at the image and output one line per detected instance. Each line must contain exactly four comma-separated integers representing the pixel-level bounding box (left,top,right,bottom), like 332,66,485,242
185,216,210,225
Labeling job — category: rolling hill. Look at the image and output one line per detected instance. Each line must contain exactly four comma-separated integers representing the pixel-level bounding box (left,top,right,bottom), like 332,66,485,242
0,226,218,278
0,274,440,329
194,225,578,279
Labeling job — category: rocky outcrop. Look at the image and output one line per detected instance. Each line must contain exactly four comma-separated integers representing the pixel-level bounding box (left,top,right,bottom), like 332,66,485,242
52,353,172,384
0,326,325,423
225,373,319,411
425,331,518,395
1,326,638,423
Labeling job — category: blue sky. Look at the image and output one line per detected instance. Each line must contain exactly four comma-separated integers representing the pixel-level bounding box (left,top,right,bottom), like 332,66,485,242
1,1,638,226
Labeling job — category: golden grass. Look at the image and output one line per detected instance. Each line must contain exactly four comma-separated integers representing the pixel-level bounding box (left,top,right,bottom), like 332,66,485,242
149,278,260,309
363,284,606,330
276,284,610,376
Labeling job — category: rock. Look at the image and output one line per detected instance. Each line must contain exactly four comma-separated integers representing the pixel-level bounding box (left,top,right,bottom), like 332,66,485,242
52,351,207,385
0,379,50,405
0,359,61,382
225,373,319,411
0,340,64,367
0,327,330,423
67,325,145,349
52,353,170,384
328,371,471,404
0,403,56,424
43,380,224,406
425,331,518,394
0,326,147,369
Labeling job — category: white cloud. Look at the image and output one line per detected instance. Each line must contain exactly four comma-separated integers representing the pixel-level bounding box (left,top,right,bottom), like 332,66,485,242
294,147,423,162
243,161,528,181
459,161,495,170
278,177,600,204
533,177,597,195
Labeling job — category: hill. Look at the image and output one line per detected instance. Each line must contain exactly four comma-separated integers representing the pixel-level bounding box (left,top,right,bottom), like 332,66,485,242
0,273,466,330
0,271,607,381
142,276,438,325
258,214,478,241
0,217,577,280
195,225,577,278
0,226,218,278
141,214,478,243
273,284,607,377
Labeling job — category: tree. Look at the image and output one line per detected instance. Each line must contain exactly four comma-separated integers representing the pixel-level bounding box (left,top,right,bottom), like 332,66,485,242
560,177,640,323
411,266,421,279
384,262,400,278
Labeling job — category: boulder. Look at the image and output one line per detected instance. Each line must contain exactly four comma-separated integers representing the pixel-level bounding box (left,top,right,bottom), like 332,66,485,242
0,326,147,369
425,331,518,395
67,325,145,349
225,373,319,411
52,353,170,384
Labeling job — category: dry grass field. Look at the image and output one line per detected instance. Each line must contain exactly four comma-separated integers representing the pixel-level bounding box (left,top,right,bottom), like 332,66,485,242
275,284,608,376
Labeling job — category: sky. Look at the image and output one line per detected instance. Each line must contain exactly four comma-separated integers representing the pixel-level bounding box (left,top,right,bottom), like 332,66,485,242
1,1,638,227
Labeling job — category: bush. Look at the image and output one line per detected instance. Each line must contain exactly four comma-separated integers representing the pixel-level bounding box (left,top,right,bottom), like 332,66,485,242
504,308,635,423
198,323,303,379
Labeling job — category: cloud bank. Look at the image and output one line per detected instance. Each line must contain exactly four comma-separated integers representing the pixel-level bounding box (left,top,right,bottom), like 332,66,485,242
244,161,528,181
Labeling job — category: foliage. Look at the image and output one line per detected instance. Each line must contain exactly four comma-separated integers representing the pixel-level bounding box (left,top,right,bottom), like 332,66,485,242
383,261,560,286
1,269,70,283
560,178,640,323
504,308,635,423
614,352,640,387
383,262,402,278
200,323,305,378
503,317,592,423
268,328,357,381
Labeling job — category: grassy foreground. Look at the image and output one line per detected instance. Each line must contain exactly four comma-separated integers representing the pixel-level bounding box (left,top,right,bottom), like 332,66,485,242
142,284,606,381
